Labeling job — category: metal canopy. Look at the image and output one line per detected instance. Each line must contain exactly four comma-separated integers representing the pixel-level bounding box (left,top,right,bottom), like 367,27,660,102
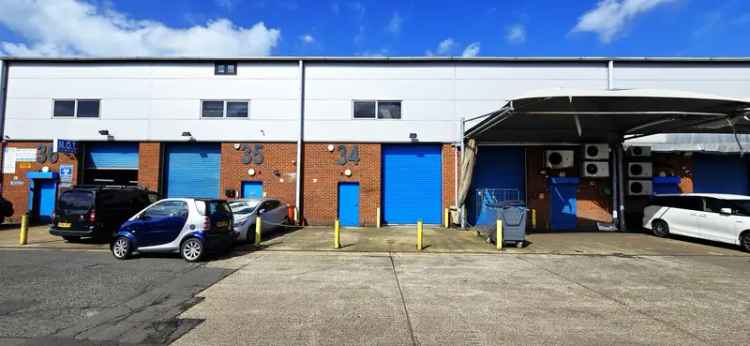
465,88,750,143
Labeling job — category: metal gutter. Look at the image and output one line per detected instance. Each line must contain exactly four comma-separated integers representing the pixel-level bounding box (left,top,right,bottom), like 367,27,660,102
2,56,750,64
0,60,8,192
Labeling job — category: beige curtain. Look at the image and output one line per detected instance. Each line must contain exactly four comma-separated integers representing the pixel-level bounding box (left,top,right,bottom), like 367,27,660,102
457,138,477,210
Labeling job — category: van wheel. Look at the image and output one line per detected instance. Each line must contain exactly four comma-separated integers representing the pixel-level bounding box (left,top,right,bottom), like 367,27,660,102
112,237,132,260
181,237,204,262
63,236,81,242
652,220,670,237
740,232,750,252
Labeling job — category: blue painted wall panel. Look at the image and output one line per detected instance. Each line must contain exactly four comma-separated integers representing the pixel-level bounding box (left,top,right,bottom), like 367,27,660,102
382,144,442,224
338,182,360,227
549,177,579,231
165,143,221,198
693,153,749,195
467,147,525,225
86,142,139,169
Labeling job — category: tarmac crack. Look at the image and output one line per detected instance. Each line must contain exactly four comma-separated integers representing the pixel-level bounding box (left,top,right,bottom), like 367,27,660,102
515,256,713,345
388,253,418,346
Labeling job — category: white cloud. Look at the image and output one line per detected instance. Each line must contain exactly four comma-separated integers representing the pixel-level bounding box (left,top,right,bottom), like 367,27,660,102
462,42,480,57
0,0,281,57
386,12,402,34
506,24,526,44
425,38,455,56
572,0,675,43
300,34,315,44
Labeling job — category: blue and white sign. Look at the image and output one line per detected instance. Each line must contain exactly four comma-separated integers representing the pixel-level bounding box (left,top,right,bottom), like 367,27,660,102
57,140,77,154
59,164,74,183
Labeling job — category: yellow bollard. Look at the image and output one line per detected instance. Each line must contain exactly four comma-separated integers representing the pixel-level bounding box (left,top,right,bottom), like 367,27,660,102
531,209,537,230
496,219,503,250
376,207,381,228
417,220,423,251
254,216,262,246
444,208,449,228
334,219,341,249
19,214,29,245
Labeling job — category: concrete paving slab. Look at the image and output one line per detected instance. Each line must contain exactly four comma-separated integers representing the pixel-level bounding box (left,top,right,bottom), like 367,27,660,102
172,251,750,346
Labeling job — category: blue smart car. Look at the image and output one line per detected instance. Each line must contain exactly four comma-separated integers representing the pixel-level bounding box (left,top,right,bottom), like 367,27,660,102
111,198,234,262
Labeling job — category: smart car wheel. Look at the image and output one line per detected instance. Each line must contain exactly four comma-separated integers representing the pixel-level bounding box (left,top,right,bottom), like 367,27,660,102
112,237,132,260
652,220,669,237
181,238,204,262
740,232,750,252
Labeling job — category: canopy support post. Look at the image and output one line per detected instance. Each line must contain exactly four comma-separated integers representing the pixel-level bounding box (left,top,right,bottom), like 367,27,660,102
615,142,626,231
460,117,466,229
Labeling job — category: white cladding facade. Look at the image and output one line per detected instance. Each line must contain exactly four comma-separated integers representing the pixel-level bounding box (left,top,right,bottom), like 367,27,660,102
2,58,750,143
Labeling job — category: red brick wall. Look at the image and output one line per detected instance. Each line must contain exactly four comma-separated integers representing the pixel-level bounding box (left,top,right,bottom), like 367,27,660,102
220,143,297,205
138,142,161,192
442,144,457,221
525,146,613,231
1,141,80,222
303,143,381,226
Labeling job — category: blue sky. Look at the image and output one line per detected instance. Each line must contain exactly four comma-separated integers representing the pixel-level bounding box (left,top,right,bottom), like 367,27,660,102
0,0,748,57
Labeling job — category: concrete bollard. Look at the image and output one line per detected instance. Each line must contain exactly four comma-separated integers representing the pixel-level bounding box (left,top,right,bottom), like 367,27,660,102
19,214,29,245
376,207,381,229
496,219,503,250
531,209,537,230
334,219,341,249
417,220,423,251
255,216,262,246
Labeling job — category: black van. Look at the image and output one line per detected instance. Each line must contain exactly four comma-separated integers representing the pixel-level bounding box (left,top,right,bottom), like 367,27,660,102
50,185,159,241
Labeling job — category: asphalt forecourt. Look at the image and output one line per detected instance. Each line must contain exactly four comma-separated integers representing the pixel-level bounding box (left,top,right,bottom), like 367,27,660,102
0,248,234,345
173,251,750,345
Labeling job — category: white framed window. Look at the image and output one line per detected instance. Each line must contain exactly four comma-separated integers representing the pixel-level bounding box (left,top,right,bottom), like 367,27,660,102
53,99,101,118
215,62,237,75
352,100,402,119
201,100,250,118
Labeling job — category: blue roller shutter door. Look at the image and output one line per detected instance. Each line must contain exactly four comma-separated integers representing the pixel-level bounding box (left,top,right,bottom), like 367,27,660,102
85,143,139,169
165,143,221,198
694,153,749,195
382,144,442,224
467,147,525,225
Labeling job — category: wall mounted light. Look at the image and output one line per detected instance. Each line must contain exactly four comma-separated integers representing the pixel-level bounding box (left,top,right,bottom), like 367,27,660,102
182,131,195,141
344,169,353,177
327,144,335,152
98,130,109,136
409,133,418,142
247,168,256,176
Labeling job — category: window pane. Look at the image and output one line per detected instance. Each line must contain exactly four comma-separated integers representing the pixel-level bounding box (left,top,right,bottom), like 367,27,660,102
227,102,248,117
353,101,376,118
202,101,224,117
53,100,75,117
226,64,236,74
378,101,402,119
77,100,100,117
215,64,226,74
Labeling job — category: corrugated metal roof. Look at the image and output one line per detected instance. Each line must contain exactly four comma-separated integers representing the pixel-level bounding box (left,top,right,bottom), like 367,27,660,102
626,134,750,153
2,56,750,63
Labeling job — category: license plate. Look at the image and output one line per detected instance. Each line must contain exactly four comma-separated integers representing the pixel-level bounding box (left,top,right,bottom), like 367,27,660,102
57,222,72,228
216,221,228,228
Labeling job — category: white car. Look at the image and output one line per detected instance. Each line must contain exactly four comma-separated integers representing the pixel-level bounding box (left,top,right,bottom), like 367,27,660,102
643,193,750,252
229,198,290,243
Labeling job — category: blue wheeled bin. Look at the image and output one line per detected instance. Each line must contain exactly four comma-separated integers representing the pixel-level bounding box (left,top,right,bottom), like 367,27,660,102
489,205,529,248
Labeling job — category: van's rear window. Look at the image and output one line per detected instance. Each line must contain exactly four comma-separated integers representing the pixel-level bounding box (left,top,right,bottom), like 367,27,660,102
59,191,94,210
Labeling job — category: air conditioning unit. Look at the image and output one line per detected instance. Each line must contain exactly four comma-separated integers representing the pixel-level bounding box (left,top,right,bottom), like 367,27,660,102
584,144,610,160
545,150,574,169
628,180,653,196
628,162,653,178
627,146,652,158
582,161,610,178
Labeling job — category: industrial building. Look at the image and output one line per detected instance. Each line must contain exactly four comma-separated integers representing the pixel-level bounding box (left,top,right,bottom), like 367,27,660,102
0,56,749,231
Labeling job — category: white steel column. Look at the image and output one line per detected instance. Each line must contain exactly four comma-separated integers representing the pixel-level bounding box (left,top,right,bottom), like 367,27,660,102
295,60,305,224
